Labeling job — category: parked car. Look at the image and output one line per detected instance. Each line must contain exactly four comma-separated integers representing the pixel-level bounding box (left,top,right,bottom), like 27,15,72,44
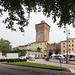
28,55,35,61
19,56,26,59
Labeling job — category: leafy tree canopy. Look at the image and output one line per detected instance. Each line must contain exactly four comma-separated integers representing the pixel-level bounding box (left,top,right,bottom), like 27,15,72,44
19,50,26,56
0,38,11,53
49,52,52,56
12,49,19,53
0,0,75,32
0,43,11,53
0,38,10,44
55,51,58,55
37,47,41,52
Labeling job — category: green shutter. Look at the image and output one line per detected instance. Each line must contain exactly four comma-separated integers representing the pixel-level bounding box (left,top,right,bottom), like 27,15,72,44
45,48,46,50
49,47,51,50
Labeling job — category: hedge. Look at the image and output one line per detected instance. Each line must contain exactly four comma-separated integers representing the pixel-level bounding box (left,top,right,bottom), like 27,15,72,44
35,57,42,59
0,59,27,63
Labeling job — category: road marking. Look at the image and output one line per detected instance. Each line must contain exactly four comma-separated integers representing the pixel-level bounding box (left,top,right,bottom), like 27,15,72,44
69,69,75,73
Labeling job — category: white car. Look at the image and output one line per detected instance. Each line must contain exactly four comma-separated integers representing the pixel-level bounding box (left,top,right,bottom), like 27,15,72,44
28,55,35,61
19,56,26,59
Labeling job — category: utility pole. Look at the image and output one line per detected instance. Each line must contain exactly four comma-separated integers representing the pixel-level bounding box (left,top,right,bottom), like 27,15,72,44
64,27,70,63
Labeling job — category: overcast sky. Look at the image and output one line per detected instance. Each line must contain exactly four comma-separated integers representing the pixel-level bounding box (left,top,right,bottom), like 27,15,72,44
0,11,75,48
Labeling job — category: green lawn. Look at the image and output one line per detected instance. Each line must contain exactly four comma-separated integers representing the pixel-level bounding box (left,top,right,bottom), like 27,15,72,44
6,62,66,70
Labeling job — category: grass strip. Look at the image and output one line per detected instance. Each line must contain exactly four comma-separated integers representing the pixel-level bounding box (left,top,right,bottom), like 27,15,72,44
6,62,66,70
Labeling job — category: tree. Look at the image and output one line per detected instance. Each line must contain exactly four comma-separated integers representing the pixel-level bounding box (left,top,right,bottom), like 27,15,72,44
0,38,10,44
37,47,41,52
27,49,32,51
55,52,58,55
49,52,52,56
12,49,19,53
19,50,26,56
0,43,11,53
0,0,75,32
0,38,11,53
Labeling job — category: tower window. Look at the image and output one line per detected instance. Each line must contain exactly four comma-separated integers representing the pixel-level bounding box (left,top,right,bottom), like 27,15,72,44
72,44,74,47
63,50,65,53
72,40,73,42
63,42,65,44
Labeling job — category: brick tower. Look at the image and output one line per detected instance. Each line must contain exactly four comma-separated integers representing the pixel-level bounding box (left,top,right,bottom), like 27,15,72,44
35,20,50,42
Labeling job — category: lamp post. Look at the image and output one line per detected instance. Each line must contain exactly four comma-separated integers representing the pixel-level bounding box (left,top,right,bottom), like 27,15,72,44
64,27,70,63
73,18,75,27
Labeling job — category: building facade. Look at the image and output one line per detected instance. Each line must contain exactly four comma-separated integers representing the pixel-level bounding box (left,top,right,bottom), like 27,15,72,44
13,21,51,57
30,41,50,55
35,20,50,42
13,44,30,50
0,52,2,59
26,51,43,58
47,43,61,54
30,41,49,52
61,38,75,54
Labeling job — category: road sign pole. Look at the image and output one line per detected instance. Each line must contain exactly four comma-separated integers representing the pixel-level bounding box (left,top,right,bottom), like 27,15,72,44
60,63,62,67
59,58,63,67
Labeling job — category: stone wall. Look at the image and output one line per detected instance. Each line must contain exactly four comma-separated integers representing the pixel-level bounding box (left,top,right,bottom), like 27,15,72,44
35,21,50,42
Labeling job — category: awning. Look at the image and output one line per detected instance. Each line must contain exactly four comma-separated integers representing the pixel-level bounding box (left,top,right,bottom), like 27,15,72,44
69,52,75,56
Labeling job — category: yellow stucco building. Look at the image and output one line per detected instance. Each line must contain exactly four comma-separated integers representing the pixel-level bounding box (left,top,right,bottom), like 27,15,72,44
30,41,50,52
29,41,50,55
61,38,75,54
13,21,51,57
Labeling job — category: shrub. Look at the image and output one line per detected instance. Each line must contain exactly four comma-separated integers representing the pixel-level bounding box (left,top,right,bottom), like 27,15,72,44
0,59,27,63
35,57,42,59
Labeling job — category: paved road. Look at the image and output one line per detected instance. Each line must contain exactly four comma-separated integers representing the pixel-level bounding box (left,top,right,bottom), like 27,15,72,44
0,63,75,75
28,59,75,73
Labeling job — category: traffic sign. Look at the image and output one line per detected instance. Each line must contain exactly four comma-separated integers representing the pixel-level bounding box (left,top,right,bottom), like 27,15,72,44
59,58,63,67
47,50,49,54
60,58,63,63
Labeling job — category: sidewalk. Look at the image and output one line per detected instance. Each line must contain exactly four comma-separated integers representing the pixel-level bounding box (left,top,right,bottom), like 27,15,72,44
49,59,75,65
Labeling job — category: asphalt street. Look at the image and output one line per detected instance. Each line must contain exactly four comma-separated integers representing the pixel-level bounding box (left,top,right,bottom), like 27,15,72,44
0,63,75,75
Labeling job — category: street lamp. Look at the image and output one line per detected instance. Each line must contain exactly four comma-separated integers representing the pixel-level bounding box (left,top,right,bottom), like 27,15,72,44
64,27,70,63
73,18,75,27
